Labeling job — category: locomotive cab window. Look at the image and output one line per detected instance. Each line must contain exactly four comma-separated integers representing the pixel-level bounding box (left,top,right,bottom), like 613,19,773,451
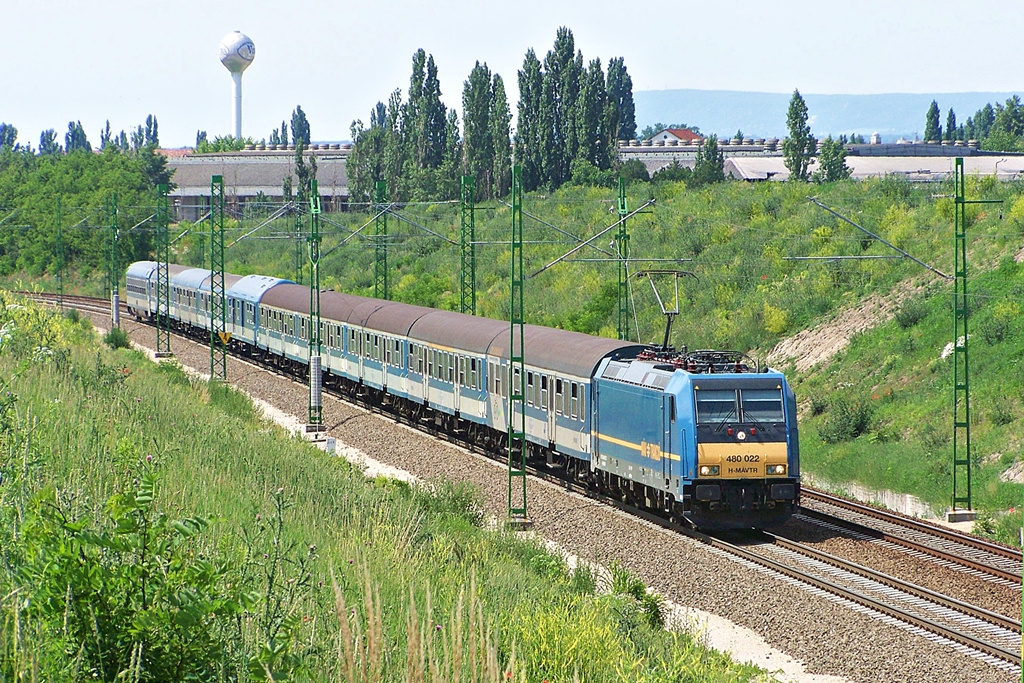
740,388,785,423
696,389,739,424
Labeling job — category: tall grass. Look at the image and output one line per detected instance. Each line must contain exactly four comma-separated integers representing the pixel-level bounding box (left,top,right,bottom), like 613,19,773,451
0,292,769,681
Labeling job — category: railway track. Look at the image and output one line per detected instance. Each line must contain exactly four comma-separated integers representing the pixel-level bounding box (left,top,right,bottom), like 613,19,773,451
40,291,1024,672
799,488,1022,586
20,291,114,317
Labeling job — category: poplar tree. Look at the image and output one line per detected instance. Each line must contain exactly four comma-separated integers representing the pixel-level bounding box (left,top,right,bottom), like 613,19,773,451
542,27,583,188
924,100,941,142
490,74,512,198
606,57,636,141
514,49,545,192
462,61,494,194
576,58,609,168
291,106,310,146
783,90,815,181
420,54,448,169
945,108,957,141
65,121,91,153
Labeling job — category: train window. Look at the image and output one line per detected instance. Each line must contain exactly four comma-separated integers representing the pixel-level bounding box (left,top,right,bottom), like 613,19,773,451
470,358,478,390
459,357,466,386
570,382,579,419
555,379,563,415
740,388,785,423
428,349,434,378
540,376,548,410
447,353,454,383
513,368,521,396
696,389,739,424
527,372,535,406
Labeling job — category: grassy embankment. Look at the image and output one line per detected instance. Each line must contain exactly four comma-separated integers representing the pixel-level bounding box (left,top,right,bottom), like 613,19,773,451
0,293,768,681
169,176,1024,540
10,173,1024,542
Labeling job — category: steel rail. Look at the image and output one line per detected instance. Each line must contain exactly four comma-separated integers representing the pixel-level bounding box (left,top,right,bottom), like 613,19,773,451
801,489,1021,584
42,292,1023,669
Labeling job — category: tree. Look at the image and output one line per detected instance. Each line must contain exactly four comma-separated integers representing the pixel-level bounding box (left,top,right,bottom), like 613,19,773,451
541,27,583,188
924,100,941,142
417,53,447,169
576,58,609,169
692,134,725,186
0,123,17,150
489,74,512,198
99,121,112,150
462,61,494,194
39,129,60,156
196,130,208,149
974,103,995,139
782,90,815,181
269,120,288,146
606,57,636,141
145,115,159,147
290,106,310,147
65,121,91,153
514,49,545,192
944,108,956,142
812,136,851,183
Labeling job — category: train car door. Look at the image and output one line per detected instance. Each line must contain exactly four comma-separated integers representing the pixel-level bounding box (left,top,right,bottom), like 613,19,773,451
662,395,674,482
546,375,556,445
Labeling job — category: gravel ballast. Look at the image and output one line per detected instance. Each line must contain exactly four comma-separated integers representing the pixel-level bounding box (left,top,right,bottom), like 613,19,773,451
107,315,1018,683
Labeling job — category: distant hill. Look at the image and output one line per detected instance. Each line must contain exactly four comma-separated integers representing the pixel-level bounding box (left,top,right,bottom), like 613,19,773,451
633,90,1019,142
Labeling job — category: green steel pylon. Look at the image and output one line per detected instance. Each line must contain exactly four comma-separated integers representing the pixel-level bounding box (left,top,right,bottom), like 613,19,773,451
951,157,1001,512
107,193,120,328
616,177,630,341
55,197,64,312
307,179,323,428
294,202,305,285
374,180,389,300
155,184,173,357
508,165,528,526
209,175,227,381
460,175,477,315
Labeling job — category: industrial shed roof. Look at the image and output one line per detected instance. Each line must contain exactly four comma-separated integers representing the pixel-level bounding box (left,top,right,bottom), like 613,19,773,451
167,153,349,198
228,275,293,305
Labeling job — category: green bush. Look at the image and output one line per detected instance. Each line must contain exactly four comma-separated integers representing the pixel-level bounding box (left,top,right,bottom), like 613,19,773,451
818,396,873,443
102,326,131,350
894,298,929,329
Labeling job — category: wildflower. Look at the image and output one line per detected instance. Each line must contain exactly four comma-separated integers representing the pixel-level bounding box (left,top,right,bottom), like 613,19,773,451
435,624,442,631
145,455,153,462
263,553,269,559
256,514,261,521
348,558,354,564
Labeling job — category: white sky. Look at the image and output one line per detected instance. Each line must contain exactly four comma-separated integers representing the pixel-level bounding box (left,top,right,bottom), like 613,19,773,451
3,0,1021,148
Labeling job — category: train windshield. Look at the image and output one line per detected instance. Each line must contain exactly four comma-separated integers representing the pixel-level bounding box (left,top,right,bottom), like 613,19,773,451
740,388,785,423
695,387,785,424
695,390,738,424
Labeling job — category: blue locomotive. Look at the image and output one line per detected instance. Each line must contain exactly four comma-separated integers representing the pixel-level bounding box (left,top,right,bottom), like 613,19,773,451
126,261,800,529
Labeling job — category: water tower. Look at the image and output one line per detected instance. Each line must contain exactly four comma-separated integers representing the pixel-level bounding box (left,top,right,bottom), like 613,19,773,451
218,31,255,139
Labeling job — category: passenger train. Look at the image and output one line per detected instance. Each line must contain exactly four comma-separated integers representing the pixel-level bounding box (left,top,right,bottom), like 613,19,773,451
126,261,800,530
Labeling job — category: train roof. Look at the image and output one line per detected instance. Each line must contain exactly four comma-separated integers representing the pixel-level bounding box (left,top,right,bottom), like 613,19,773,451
126,261,157,279
363,301,436,335
411,311,506,354
489,325,646,378
172,268,212,290
229,274,293,305
126,262,191,282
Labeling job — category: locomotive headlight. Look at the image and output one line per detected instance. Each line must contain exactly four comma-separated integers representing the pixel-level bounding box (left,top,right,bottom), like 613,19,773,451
699,465,720,476
736,431,747,441
766,465,786,475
